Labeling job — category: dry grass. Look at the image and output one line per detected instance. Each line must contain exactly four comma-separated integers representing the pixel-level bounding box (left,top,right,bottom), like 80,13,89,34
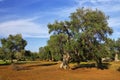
109,61,120,71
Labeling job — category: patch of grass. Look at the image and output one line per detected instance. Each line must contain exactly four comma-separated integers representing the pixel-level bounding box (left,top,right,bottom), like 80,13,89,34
0,60,11,65
109,61,120,71
0,60,4,64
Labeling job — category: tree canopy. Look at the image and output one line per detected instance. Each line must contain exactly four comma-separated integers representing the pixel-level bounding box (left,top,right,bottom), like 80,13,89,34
0,34,27,63
45,8,113,69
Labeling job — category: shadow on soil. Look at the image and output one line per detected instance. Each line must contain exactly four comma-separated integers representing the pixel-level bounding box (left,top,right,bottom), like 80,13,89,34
117,67,120,72
12,62,58,71
11,63,31,71
0,61,58,71
26,62,58,68
72,62,111,70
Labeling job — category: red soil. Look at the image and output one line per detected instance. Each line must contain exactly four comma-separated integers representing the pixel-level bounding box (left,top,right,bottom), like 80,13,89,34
0,62,120,80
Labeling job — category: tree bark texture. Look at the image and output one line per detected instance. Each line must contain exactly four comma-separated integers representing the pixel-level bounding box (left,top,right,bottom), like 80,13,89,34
60,54,70,69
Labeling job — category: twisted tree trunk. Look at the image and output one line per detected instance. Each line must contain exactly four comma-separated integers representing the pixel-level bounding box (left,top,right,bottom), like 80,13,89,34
60,53,70,69
95,56,103,69
96,58,103,69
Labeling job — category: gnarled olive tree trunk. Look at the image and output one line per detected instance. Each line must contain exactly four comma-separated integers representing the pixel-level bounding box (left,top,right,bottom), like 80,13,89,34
60,53,70,69
96,58,103,69
94,56,103,69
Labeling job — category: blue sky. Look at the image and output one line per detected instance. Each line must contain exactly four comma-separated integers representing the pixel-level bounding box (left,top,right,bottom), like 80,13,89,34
0,0,120,52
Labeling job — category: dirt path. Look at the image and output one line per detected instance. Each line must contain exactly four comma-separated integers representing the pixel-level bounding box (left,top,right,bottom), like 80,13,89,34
0,62,120,80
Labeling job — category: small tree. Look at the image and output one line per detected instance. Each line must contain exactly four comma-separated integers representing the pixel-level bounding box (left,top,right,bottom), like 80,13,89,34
0,34,27,63
39,46,52,61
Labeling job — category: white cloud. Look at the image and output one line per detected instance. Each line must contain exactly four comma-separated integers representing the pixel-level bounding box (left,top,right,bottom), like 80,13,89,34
0,0,3,2
108,17,120,28
73,0,120,12
109,31,120,40
48,0,120,30
0,18,49,38
50,0,120,19
108,17,120,40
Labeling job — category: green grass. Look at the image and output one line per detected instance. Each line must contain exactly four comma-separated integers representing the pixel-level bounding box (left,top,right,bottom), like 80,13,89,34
0,60,40,65
0,60,57,65
0,60,4,64
0,60,11,65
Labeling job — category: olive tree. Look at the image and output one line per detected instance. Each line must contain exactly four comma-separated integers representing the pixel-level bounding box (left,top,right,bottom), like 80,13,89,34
47,8,113,69
0,34,27,63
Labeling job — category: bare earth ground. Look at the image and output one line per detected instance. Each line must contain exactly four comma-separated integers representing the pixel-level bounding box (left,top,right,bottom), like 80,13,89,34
0,61,120,80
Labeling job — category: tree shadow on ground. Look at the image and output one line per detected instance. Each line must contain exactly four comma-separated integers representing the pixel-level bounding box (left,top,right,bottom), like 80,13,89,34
11,63,31,71
71,62,111,70
117,67,120,72
26,62,58,68
11,62,58,71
